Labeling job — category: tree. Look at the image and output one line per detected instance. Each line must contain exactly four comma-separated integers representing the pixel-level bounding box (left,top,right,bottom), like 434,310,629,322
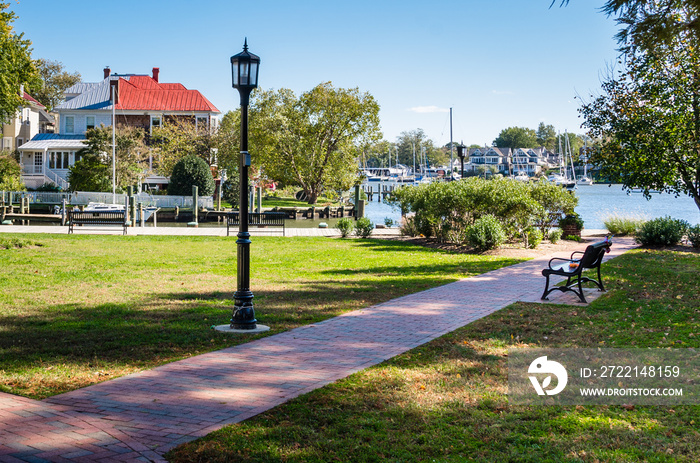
578,2,700,212
26,59,81,112
167,155,215,196
68,154,111,192
251,82,381,204
0,3,40,123
555,0,700,54
150,118,215,177
213,110,240,206
493,126,538,150
536,123,557,150
394,129,443,169
0,154,24,190
74,125,150,191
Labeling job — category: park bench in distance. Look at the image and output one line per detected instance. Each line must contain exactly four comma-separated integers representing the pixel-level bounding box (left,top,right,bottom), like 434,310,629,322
68,210,129,235
227,212,286,237
541,238,612,303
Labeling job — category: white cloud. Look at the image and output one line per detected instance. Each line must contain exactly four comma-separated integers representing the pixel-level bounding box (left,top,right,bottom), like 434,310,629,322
407,105,450,114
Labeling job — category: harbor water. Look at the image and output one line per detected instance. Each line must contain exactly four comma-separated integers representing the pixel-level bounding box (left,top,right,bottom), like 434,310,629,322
362,182,700,230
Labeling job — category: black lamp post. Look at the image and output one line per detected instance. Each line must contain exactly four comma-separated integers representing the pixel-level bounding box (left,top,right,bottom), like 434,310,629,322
456,143,466,179
230,39,260,330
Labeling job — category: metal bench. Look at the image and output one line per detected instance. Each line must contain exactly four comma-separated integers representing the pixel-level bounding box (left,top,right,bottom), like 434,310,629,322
68,210,129,235
541,239,612,303
227,212,286,237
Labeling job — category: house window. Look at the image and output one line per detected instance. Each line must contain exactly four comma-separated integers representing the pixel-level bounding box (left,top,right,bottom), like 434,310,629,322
65,116,75,134
48,151,71,169
86,116,95,130
74,152,83,164
150,116,162,135
196,115,208,130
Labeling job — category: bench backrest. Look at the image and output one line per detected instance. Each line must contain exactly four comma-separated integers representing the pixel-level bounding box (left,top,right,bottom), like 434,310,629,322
228,212,286,226
579,240,611,269
70,210,126,223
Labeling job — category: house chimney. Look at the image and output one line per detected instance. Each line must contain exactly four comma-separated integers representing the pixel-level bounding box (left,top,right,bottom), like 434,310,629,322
152,67,160,82
104,67,111,79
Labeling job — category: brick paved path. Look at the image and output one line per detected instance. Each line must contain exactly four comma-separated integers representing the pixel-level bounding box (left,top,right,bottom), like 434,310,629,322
0,238,637,462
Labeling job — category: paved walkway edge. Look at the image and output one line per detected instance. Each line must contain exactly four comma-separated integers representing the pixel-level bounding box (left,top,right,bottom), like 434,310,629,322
0,238,637,462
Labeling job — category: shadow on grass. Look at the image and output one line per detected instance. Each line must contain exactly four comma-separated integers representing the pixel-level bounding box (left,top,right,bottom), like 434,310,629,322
0,250,524,399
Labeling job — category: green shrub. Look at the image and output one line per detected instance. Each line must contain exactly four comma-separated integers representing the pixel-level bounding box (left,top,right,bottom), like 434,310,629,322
384,217,394,228
548,228,563,244
636,216,689,246
559,212,584,230
466,215,506,252
563,235,582,242
603,214,644,235
688,224,700,248
168,155,215,196
399,216,420,237
354,217,374,238
526,228,543,249
335,217,354,238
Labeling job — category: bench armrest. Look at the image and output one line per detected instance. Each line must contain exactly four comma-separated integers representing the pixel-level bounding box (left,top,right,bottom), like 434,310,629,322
570,250,584,260
547,257,572,270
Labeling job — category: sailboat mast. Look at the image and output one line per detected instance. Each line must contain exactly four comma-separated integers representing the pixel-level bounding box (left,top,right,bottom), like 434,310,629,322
449,107,453,179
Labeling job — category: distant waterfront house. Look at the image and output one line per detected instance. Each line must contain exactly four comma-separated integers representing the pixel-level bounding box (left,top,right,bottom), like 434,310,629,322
512,148,549,176
18,67,220,190
2,87,55,153
467,146,557,177
467,147,512,175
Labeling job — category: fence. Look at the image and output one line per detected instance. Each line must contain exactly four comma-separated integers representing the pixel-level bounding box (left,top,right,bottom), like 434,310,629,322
1,191,214,209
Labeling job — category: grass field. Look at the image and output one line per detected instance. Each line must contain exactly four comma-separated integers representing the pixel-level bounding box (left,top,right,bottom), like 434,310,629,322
0,233,521,399
167,247,700,463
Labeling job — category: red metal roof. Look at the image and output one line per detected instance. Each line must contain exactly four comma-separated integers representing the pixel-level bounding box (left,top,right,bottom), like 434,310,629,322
115,76,219,112
23,92,45,108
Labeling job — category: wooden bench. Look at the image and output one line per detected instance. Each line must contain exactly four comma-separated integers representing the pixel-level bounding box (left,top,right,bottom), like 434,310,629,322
227,212,286,237
541,239,612,303
68,210,129,235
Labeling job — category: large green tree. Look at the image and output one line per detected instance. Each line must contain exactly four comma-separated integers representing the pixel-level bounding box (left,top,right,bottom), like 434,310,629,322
493,126,538,150
536,123,557,150
394,129,445,169
27,59,81,111
0,3,40,123
71,125,150,192
574,0,700,211
151,118,215,177
251,82,381,204
0,153,24,190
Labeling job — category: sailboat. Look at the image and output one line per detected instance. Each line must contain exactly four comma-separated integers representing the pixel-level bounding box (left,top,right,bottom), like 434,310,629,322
577,141,593,185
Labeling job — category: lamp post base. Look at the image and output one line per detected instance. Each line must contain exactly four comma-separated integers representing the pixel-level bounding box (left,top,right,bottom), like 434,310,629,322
231,291,257,329
215,323,270,334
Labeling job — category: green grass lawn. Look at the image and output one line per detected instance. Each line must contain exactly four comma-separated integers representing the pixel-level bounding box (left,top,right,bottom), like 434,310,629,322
0,234,520,399
167,248,700,463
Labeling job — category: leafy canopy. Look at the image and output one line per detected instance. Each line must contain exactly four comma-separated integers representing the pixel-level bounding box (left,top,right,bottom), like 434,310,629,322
0,3,40,123
493,127,538,150
578,0,700,211
250,82,381,204
72,124,150,192
27,59,81,112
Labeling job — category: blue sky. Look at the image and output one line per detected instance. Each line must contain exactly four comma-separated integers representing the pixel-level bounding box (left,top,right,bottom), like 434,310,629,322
10,0,620,147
